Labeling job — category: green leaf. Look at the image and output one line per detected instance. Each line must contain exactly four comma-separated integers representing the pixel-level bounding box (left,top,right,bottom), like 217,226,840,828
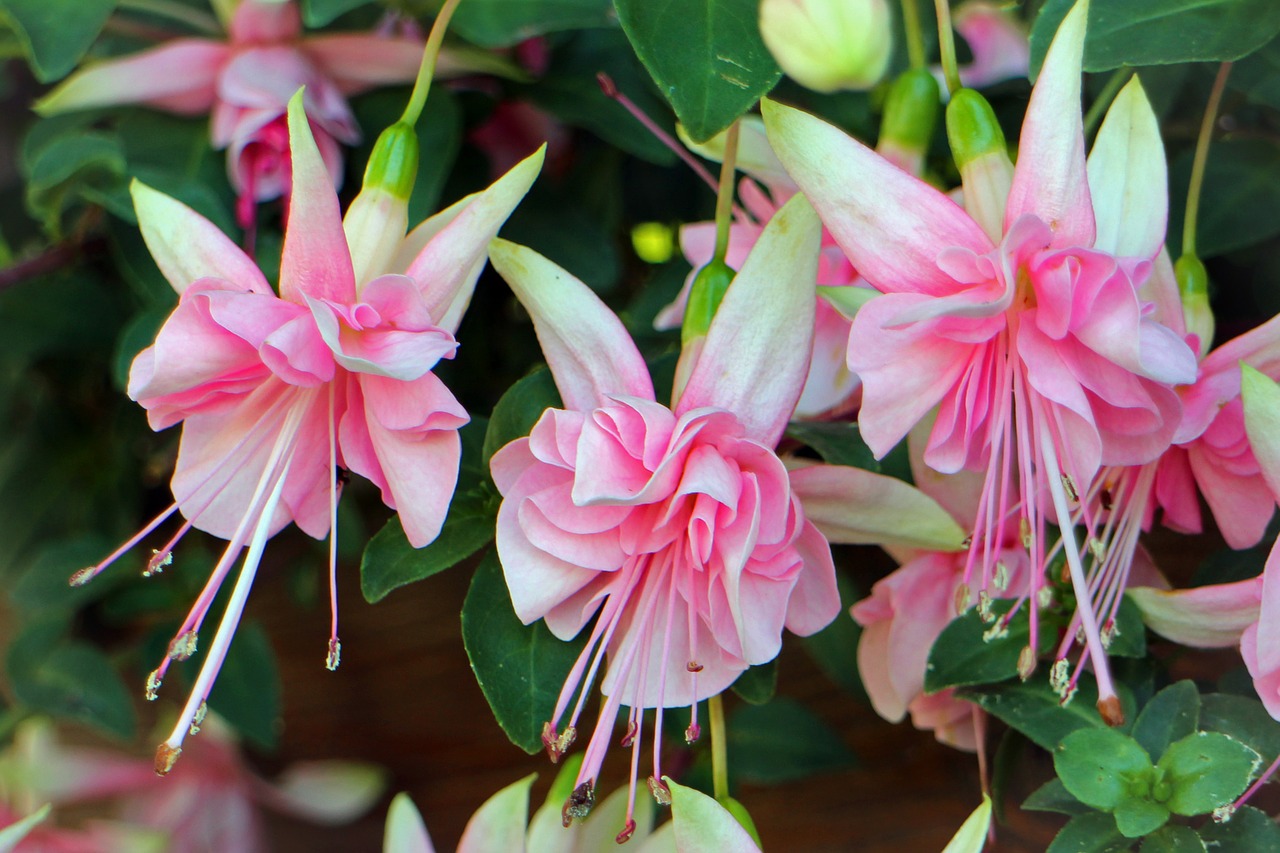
1107,595,1147,659
615,0,782,142
1140,825,1206,852
924,600,1051,692
1167,139,1280,258
1231,35,1280,110
727,697,855,784
22,129,125,233
1114,796,1169,838
361,419,496,603
1156,732,1260,817
730,659,777,705
1030,0,1280,75
799,570,863,696
300,0,372,26
451,0,614,48
1199,693,1280,765
1055,728,1154,811
1046,812,1129,853
0,0,116,82
783,421,879,472
482,367,563,464
968,676,1135,751
205,621,281,750
1024,778,1089,817
1198,805,1280,852
461,551,587,754
7,618,137,739
1132,681,1200,763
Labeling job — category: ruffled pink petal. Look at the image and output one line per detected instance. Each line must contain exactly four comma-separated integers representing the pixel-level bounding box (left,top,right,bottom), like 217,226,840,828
784,519,840,636
1188,446,1274,550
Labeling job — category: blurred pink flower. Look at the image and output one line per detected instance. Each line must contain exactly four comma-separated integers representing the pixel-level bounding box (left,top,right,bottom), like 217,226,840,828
952,2,1030,90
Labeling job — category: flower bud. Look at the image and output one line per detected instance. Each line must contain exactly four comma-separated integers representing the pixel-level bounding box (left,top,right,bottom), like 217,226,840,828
946,88,1013,241
344,122,419,287
1175,253,1214,358
878,68,939,176
759,0,893,93
362,121,419,200
682,258,736,345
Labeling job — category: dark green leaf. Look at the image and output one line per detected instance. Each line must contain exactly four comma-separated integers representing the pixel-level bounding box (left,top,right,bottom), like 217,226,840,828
1157,732,1260,817
1031,0,1280,75
301,0,372,26
461,551,587,754
451,0,614,48
799,570,863,696
1108,596,1147,659
1167,139,1280,258
1199,693,1280,764
783,422,879,472
500,183,621,293
727,697,855,784
1231,35,1280,110
924,599,1052,692
0,0,116,82
1139,825,1206,853
1132,681,1200,763
361,419,496,603
10,535,122,613
1114,796,1169,838
730,660,777,705
1198,805,1280,852
482,367,563,463
1046,812,1129,853
204,621,281,750
7,618,136,739
1055,728,1153,811
1024,778,1090,817
968,676,1135,751
22,130,125,232
615,0,782,142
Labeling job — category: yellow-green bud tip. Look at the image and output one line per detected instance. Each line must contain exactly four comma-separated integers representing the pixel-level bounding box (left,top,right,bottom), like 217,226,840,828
1175,253,1214,358
682,259,735,345
880,69,940,155
363,122,419,201
946,88,1007,169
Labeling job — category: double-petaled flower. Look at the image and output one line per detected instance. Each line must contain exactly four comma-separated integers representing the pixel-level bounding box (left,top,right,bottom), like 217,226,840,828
77,91,542,773
764,0,1198,721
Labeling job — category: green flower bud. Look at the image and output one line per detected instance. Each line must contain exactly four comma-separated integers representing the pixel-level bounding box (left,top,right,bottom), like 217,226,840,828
362,122,419,201
880,68,941,159
1175,253,1214,358
946,88,1006,169
682,258,736,345
759,0,893,93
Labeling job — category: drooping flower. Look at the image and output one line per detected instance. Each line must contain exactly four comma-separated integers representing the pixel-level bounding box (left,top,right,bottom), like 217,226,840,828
489,194,965,837
950,2,1031,91
764,0,1198,721
74,91,543,773
35,0,490,227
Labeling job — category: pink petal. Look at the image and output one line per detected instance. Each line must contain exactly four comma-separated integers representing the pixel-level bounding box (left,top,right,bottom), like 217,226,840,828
303,35,424,94
1004,0,1094,247
488,240,654,411
1188,448,1275,550
230,0,302,42
34,41,226,116
1247,538,1280,719
278,91,357,305
762,98,993,296
131,181,269,295
676,195,821,446
784,519,841,636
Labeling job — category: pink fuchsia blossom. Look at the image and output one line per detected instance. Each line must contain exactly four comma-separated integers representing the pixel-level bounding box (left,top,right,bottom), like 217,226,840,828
764,0,1197,722
76,92,543,773
489,194,965,837
950,2,1030,91
35,0,484,227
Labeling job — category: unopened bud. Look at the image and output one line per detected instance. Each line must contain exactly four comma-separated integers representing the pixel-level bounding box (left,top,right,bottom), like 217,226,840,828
362,122,419,200
759,0,893,94
947,88,1014,241
682,259,735,345
879,68,940,175
1175,253,1214,359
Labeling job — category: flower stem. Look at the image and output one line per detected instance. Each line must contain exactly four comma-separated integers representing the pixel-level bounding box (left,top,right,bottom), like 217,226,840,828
116,0,222,34
1082,68,1132,139
712,121,741,263
401,0,464,127
900,0,925,71
933,0,961,95
1183,62,1233,259
709,692,729,800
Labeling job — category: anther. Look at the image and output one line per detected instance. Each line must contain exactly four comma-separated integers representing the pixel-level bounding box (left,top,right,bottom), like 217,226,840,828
1100,619,1117,649
326,638,341,671
982,618,1008,643
144,669,163,701
1049,659,1071,698
69,567,96,587
685,723,701,744
144,549,173,577
953,583,971,616
1213,805,1235,823
1017,646,1036,680
562,781,595,826
1020,518,1033,549
1060,474,1079,503
977,590,994,623
615,818,637,844
154,743,182,776
647,776,672,806
1088,539,1105,563
167,631,198,661
189,701,207,736
686,661,704,673
993,562,1009,591
620,719,638,748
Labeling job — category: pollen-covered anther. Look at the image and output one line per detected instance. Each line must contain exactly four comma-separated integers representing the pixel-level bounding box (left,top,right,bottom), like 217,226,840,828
1017,645,1037,680
993,562,1009,592
144,669,163,701
620,720,638,748
982,618,1008,643
541,722,563,763
144,548,174,577
154,743,181,776
189,700,207,736
686,660,704,673
953,582,971,616
557,726,577,756
977,590,994,623
1060,474,1079,503
1087,538,1106,563
1213,805,1236,824
647,775,672,806
326,638,341,671
69,567,96,587
616,818,637,844
1100,619,1117,649
684,723,701,744
167,631,198,661
1097,694,1125,726
1020,517,1033,549
561,781,595,827
1049,658,1071,698
1037,586,1055,608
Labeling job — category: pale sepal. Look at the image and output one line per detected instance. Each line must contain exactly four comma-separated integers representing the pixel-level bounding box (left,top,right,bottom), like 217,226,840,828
1242,363,1280,501
661,778,761,853
1086,75,1167,260
1129,581,1260,649
941,795,992,853
382,793,435,853
0,804,51,853
457,773,536,853
260,760,389,825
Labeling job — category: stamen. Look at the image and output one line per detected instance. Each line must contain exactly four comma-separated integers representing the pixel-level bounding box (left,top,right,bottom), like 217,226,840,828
167,631,199,661
1017,646,1036,680
144,669,163,701
154,743,181,776
72,502,181,587
144,548,175,577
953,582,971,615
620,719,638,748
685,661,703,673
562,781,596,826
685,723,701,744
616,819,637,844
188,701,207,736
325,638,341,671
647,776,672,806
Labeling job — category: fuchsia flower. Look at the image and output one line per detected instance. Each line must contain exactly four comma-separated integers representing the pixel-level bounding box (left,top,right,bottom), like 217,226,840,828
35,0,479,226
950,2,1031,91
764,0,1198,721
75,92,543,773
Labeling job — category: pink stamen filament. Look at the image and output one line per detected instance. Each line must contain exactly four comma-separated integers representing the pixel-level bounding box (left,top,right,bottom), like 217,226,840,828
326,383,341,670
75,503,180,585
1232,752,1280,812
